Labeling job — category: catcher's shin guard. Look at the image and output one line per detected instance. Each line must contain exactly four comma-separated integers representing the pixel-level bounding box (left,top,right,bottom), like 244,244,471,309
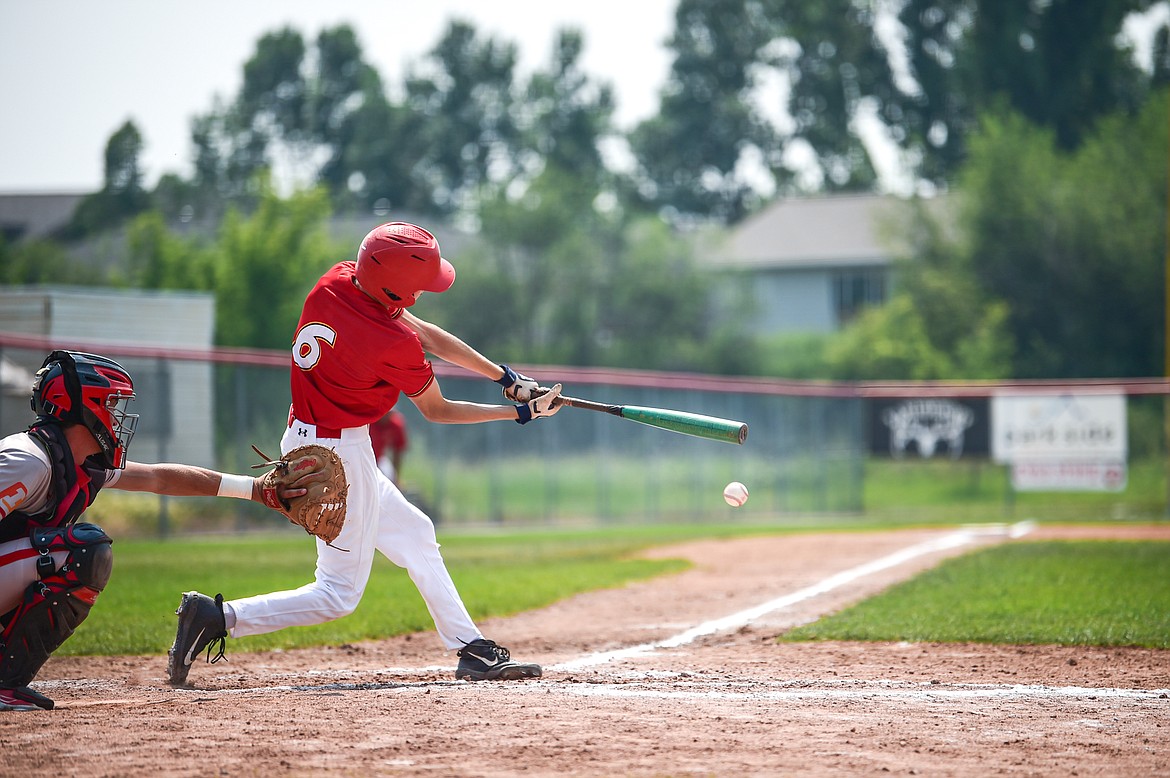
0,523,113,687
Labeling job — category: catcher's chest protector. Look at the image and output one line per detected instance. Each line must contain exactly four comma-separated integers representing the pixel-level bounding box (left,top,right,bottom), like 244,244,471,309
0,424,105,543
0,523,113,687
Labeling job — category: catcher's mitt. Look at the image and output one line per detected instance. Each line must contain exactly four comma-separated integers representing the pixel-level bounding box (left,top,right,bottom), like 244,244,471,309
253,444,349,549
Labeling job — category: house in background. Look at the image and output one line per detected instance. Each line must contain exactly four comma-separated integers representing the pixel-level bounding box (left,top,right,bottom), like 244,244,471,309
0,192,84,242
712,193,943,336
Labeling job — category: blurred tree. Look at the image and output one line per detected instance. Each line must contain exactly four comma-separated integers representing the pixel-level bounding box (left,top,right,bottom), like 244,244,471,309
0,237,103,286
194,27,311,209
628,0,779,223
64,120,152,237
854,92,1167,381
314,34,436,215
185,25,407,217
519,29,615,193
212,182,340,349
892,0,1152,186
957,92,1167,377
1156,19,1170,86
826,295,959,379
124,211,214,290
632,0,1159,218
768,0,893,192
404,21,522,215
844,91,1166,381
444,27,622,359
438,170,722,372
597,217,715,371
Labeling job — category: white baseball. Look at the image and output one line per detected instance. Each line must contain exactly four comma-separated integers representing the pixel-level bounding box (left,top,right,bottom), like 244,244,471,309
723,481,749,507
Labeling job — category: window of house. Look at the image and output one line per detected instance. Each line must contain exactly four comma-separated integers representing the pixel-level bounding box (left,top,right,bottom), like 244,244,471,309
833,268,887,326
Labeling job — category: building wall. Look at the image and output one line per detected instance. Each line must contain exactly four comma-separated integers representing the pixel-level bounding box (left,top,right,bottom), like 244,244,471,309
0,287,216,466
743,270,836,333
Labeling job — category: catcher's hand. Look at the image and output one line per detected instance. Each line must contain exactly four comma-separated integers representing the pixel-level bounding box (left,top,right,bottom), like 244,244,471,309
253,444,349,549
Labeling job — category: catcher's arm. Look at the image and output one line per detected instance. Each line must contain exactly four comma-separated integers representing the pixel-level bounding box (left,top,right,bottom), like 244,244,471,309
113,461,307,504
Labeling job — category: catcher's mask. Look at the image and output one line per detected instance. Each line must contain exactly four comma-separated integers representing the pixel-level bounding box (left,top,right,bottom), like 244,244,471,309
31,350,139,469
355,222,456,308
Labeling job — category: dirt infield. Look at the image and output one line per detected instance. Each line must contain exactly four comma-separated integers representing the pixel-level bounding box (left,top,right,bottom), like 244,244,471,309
6,524,1169,777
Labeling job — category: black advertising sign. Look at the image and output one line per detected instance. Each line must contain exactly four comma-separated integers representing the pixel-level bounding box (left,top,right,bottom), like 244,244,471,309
869,397,991,459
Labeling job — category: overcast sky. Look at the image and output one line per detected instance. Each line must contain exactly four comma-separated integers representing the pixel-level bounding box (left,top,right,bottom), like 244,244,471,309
0,0,677,192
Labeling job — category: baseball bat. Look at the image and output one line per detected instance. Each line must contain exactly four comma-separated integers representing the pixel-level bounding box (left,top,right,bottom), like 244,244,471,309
559,395,748,445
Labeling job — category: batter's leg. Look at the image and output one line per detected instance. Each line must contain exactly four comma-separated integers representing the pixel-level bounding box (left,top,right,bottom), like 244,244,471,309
373,476,480,649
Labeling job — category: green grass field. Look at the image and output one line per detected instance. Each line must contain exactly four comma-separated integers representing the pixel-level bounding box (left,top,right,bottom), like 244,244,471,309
783,540,1170,649
61,526,722,655
61,525,1170,656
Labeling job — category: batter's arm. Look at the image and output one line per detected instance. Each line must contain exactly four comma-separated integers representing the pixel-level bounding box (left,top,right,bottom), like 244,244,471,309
408,379,522,425
398,309,508,383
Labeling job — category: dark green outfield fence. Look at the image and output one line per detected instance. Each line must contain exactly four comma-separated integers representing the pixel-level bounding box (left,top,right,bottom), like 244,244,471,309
2,332,1166,530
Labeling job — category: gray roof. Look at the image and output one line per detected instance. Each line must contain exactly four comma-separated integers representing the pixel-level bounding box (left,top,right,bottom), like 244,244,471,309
713,193,939,270
0,192,85,241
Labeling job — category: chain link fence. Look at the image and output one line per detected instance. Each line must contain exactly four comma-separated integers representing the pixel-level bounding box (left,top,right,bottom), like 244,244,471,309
8,335,1165,535
0,339,864,534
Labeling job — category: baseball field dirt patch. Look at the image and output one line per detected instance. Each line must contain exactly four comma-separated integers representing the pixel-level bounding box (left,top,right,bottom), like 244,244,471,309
6,525,1169,776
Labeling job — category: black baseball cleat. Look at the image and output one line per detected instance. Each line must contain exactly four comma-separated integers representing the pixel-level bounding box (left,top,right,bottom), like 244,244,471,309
0,686,54,711
167,591,228,687
455,638,542,681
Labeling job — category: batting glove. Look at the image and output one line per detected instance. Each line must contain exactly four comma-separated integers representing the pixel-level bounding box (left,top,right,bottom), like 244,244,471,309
516,383,563,424
497,364,541,402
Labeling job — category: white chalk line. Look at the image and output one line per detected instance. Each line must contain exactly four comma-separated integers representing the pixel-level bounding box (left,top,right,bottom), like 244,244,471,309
50,674,1170,708
551,524,1029,672
508,680,1170,703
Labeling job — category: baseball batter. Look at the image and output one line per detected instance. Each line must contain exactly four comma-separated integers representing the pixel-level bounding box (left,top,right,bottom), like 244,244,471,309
169,222,562,684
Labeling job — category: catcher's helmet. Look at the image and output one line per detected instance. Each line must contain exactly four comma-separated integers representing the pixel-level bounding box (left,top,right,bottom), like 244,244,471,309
355,222,455,308
31,350,139,469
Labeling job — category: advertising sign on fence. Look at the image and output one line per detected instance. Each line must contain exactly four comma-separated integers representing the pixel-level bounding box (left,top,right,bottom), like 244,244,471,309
1009,460,1127,491
869,397,989,459
991,392,1127,492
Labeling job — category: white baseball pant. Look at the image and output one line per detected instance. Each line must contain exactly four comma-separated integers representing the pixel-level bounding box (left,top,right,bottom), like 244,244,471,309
226,419,482,650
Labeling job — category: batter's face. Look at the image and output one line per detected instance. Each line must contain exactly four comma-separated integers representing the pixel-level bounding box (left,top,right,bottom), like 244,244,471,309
351,276,424,309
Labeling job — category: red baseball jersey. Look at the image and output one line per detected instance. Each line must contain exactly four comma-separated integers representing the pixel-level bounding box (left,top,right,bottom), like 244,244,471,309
290,261,435,429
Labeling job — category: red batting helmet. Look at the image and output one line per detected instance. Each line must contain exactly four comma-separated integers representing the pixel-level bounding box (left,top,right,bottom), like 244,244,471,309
355,222,456,308
31,350,139,469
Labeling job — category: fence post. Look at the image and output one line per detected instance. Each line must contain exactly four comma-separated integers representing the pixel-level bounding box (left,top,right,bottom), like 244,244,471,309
155,357,172,538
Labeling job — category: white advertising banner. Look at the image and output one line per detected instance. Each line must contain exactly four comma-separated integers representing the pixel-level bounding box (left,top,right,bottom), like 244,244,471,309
1010,460,1128,492
991,393,1127,464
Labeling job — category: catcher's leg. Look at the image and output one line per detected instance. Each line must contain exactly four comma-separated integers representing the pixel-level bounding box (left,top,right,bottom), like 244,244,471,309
0,523,113,691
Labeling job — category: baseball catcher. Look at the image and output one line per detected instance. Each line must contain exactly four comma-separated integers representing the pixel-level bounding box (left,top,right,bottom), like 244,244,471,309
253,444,348,548
0,350,306,711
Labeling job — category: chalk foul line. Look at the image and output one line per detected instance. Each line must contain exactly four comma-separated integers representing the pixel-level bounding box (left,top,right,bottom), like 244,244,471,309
551,523,1032,672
